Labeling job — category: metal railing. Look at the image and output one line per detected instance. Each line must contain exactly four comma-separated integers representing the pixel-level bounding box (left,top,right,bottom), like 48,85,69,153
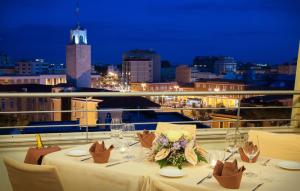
0,90,299,147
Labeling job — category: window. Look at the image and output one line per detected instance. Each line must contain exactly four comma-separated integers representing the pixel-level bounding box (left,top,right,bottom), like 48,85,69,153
79,35,84,44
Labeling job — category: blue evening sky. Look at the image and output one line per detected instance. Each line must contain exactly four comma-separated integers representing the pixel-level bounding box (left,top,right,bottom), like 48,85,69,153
0,0,299,64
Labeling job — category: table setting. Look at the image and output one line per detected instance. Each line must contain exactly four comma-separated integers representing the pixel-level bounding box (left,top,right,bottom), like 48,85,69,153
24,134,61,165
40,123,300,191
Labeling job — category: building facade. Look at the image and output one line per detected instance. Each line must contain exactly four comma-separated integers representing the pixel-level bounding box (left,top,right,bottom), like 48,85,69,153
16,59,49,75
0,75,66,85
122,50,161,83
214,57,237,75
176,65,192,83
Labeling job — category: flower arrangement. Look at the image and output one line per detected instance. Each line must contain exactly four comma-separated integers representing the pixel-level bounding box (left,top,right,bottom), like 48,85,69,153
149,130,207,169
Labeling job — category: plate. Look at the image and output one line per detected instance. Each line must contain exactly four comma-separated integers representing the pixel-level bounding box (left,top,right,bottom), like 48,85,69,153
159,167,185,178
276,161,300,170
65,149,90,157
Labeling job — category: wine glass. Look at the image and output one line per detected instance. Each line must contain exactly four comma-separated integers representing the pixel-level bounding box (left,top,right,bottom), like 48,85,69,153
225,128,242,159
243,143,259,163
242,136,259,177
122,123,136,138
110,118,122,147
121,123,136,160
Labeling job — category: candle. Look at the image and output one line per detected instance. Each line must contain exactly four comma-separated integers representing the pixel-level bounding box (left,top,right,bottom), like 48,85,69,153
120,146,127,153
210,159,217,167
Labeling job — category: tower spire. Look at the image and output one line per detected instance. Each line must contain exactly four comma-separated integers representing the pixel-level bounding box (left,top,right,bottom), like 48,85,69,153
75,0,80,28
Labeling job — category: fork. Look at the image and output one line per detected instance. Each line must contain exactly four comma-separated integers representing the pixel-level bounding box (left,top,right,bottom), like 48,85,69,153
197,173,212,184
262,159,270,166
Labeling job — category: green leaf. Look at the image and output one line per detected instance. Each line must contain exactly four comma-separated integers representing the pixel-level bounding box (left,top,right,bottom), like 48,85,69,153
157,159,169,168
196,152,207,163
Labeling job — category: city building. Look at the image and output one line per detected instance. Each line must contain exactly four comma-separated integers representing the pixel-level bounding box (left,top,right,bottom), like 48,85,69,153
277,63,296,75
66,23,91,88
122,49,161,83
15,59,49,75
193,56,237,75
193,56,220,73
176,65,223,83
0,74,103,89
176,65,191,83
0,75,66,85
0,66,15,76
214,56,237,75
194,79,247,92
130,82,179,92
49,63,66,74
0,84,54,126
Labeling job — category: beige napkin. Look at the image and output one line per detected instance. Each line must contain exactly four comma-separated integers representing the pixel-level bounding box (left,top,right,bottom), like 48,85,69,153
213,159,245,189
89,141,114,163
239,141,260,163
137,130,155,148
24,146,61,165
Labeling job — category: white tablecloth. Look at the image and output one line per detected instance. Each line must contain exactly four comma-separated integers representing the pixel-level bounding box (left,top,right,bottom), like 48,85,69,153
42,141,300,191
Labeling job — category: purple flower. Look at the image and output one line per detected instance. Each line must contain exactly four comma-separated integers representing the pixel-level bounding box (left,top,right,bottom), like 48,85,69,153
158,136,169,146
173,142,181,150
179,139,188,148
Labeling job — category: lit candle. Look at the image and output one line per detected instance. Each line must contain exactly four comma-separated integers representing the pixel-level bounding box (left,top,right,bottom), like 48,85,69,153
210,159,217,167
120,146,127,153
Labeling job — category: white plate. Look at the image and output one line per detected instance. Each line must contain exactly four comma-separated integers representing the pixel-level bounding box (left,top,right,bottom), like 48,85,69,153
277,161,300,170
65,150,90,157
159,167,185,178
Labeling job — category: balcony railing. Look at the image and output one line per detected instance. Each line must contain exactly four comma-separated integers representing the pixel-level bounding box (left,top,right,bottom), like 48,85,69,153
0,90,300,147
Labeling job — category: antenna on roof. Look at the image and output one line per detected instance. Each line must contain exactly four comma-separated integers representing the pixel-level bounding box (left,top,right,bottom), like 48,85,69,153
75,0,80,28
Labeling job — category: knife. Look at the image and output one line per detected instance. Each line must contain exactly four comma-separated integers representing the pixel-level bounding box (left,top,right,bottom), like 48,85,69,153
106,160,129,167
252,183,264,191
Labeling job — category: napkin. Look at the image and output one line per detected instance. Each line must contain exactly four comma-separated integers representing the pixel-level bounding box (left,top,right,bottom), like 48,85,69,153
24,146,61,165
137,130,155,148
89,141,114,163
239,142,260,163
213,159,245,189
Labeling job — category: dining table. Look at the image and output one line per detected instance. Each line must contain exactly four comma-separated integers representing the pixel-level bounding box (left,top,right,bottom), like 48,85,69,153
42,138,300,191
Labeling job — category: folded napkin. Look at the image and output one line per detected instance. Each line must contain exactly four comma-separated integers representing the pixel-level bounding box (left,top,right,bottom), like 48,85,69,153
213,159,245,189
137,130,155,148
89,141,114,163
24,146,61,165
239,141,260,163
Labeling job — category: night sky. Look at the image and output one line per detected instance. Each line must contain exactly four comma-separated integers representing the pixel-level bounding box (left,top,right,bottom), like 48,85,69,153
0,0,300,64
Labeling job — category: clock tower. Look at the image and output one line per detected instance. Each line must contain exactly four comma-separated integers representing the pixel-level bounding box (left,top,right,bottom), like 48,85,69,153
66,2,91,88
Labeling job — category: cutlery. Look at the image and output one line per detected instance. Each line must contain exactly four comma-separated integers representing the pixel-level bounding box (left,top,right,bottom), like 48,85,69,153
80,156,92,161
197,173,212,184
262,159,270,166
252,183,264,191
106,160,129,167
224,152,235,161
129,141,139,146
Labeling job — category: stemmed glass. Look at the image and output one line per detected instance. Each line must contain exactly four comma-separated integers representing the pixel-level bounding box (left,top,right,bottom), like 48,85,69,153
225,128,242,160
242,135,259,177
120,123,136,160
110,118,122,147
243,144,259,163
